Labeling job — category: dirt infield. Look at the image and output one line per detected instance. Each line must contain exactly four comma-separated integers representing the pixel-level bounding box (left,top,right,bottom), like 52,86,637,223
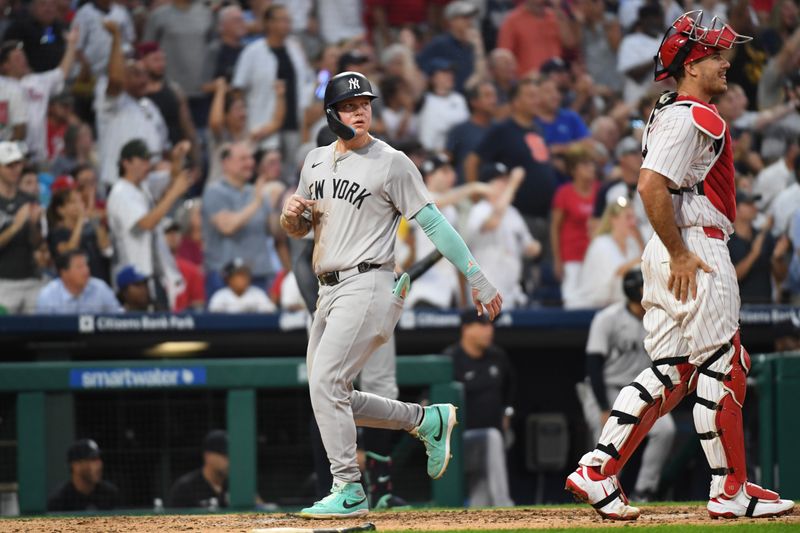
1,505,798,532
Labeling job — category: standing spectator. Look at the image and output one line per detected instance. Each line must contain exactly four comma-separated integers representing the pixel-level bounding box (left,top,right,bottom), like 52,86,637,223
379,76,419,147
203,5,246,87
47,439,119,512
46,184,110,282
467,164,541,309
617,4,663,105
757,27,800,110
550,146,599,307
446,81,497,183
232,4,313,167
51,123,98,177
164,217,205,312
167,430,229,509
95,20,168,186
754,142,799,213
206,78,285,188
487,48,517,116
143,0,212,125
442,309,514,507
316,0,365,46
202,142,277,298
417,60,469,152
72,0,136,77
0,43,28,142
729,191,789,304
115,265,151,311
137,41,199,166
0,142,42,313
107,139,192,308
769,154,800,238
207,258,275,313
571,199,641,309
534,77,591,155
0,25,78,162
35,249,120,313
465,79,556,244
576,0,622,93
497,0,577,76
4,0,65,72
176,199,203,266
417,1,484,93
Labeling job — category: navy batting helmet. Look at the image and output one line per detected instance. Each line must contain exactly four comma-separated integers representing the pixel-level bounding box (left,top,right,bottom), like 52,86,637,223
623,268,644,303
323,71,378,141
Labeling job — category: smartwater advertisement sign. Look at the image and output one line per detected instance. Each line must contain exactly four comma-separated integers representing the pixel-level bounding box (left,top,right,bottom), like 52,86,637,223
69,367,207,389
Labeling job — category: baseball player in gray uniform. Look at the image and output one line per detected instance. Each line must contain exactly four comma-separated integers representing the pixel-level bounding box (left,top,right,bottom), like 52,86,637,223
577,270,675,502
281,71,502,518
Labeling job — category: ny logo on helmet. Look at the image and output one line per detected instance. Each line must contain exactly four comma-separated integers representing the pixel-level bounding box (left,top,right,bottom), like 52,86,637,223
349,78,360,90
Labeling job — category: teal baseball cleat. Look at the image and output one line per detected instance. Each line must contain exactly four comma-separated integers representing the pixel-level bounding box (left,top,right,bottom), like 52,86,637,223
411,403,458,480
298,482,369,519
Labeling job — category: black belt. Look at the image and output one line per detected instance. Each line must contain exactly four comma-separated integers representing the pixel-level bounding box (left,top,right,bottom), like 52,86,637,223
317,262,382,286
668,182,705,195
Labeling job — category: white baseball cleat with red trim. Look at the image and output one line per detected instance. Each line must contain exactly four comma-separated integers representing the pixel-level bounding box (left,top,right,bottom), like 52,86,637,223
565,466,640,520
707,482,794,519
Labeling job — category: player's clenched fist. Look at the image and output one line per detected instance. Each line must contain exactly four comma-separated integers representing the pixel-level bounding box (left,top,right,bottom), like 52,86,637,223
282,194,315,219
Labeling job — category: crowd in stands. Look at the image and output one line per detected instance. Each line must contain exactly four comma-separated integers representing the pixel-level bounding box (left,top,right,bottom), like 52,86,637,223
0,0,799,315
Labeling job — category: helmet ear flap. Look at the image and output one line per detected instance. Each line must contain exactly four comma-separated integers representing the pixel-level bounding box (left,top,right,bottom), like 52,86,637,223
325,107,355,141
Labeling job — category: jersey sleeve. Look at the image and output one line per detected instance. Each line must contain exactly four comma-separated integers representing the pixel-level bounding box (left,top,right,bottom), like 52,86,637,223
385,151,434,219
296,149,315,200
641,107,702,188
585,308,612,359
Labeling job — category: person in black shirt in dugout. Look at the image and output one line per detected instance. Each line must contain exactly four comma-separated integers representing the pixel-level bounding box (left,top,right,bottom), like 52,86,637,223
47,438,119,511
442,309,515,507
168,430,229,509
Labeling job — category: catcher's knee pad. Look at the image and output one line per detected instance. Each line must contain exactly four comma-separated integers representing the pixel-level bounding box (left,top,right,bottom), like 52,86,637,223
597,357,696,476
693,332,751,498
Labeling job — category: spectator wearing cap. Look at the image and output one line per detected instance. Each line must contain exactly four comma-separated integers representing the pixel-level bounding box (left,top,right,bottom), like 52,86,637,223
446,80,497,183
466,163,541,309
769,153,800,238
418,59,470,152
72,0,136,77
4,0,66,72
417,1,485,93
232,4,314,166
208,258,276,313
202,141,278,299
164,217,205,312
0,142,43,313
593,136,650,243
576,0,622,94
206,77,285,189
168,430,229,509
616,4,663,105
36,249,121,313
138,41,199,165
0,43,29,142
202,5,246,89
143,0,212,125
534,76,591,156
729,191,789,303
570,198,641,309
0,27,78,162
116,264,151,311
95,20,168,186
46,178,111,282
441,309,514,507
47,438,119,511
107,139,192,308
497,0,578,77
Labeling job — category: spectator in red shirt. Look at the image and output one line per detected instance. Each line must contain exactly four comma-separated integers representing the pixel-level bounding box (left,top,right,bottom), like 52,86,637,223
497,0,578,77
176,199,203,267
549,145,599,307
165,217,205,312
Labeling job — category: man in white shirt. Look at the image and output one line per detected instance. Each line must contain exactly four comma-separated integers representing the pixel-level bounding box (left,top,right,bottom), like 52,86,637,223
754,142,799,213
769,157,800,238
95,21,168,186
232,4,313,166
0,43,28,143
208,258,276,313
0,26,79,162
617,4,663,104
106,139,191,308
72,0,136,77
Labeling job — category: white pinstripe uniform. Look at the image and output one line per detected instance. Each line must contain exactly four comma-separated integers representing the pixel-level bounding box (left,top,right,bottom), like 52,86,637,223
579,93,745,500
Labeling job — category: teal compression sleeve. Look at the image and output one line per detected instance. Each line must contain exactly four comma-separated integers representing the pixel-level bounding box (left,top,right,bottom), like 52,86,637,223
412,203,497,302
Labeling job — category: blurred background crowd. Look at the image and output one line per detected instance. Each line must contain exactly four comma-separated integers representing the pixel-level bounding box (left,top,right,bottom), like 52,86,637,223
0,0,799,315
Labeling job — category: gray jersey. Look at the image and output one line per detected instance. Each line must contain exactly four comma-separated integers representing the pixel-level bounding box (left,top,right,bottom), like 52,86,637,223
298,138,433,274
585,302,648,387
